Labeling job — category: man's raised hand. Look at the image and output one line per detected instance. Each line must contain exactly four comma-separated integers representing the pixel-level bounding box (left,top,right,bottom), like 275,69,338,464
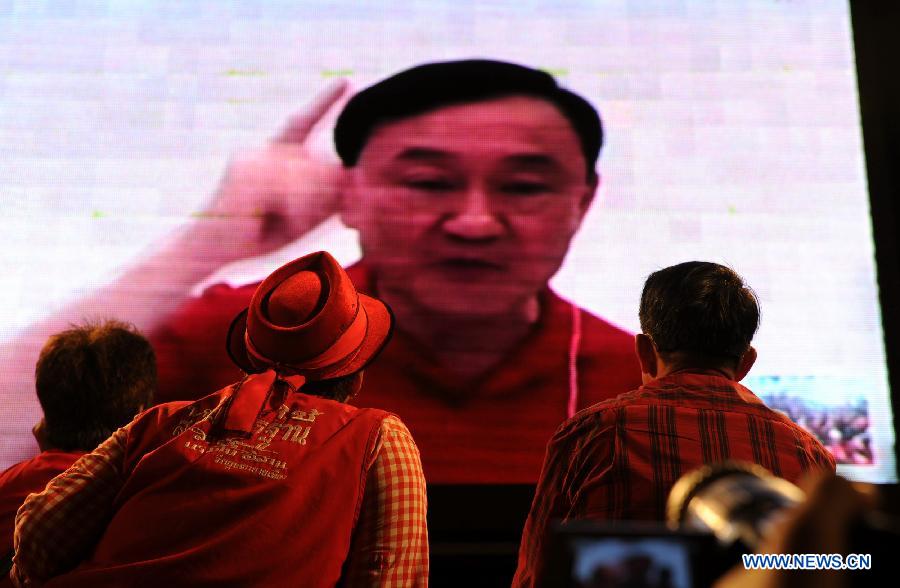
203,79,351,260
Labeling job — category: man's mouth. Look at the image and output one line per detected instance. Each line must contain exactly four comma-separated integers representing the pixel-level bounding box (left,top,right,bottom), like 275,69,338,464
433,258,505,277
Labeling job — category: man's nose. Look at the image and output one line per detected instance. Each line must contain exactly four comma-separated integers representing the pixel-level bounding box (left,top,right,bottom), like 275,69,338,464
441,187,505,241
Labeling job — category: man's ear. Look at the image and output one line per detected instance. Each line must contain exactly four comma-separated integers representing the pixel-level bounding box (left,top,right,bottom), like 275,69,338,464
32,418,51,452
337,167,360,230
735,346,757,381
340,371,365,403
635,334,658,378
578,172,600,218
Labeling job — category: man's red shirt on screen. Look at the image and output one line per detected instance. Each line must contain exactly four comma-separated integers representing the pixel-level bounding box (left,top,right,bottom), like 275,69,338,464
151,262,641,483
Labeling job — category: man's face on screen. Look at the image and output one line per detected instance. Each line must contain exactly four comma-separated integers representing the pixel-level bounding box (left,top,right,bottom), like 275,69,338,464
344,95,597,317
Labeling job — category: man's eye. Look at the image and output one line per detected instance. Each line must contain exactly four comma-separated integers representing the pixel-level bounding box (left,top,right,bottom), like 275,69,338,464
502,182,550,195
404,179,455,192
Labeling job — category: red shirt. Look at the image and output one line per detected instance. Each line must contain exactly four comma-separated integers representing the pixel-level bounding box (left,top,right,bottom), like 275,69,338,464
23,372,397,587
0,451,83,566
11,407,429,587
151,263,642,483
512,372,837,587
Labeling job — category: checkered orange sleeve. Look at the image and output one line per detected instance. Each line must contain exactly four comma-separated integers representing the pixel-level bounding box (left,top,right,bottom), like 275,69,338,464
10,427,128,587
344,415,429,587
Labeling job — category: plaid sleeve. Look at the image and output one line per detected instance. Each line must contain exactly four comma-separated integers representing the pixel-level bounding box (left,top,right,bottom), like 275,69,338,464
344,415,429,587
512,413,615,588
512,427,574,588
11,428,128,587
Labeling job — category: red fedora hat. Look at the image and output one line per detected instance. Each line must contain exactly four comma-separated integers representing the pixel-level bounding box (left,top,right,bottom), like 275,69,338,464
226,251,393,380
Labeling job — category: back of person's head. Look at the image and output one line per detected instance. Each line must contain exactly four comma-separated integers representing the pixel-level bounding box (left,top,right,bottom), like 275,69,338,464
35,320,156,451
334,59,603,179
639,262,760,368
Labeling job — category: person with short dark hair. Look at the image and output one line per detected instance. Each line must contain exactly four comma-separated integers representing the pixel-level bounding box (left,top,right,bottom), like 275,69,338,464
0,320,155,580
11,252,428,587
512,261,835,588
33,321,156,452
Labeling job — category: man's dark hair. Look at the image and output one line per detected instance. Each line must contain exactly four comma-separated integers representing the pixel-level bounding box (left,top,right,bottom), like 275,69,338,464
334,59,603,179
35,320,156,451
639,262,760,365
271,372,360,404
301,373,360,403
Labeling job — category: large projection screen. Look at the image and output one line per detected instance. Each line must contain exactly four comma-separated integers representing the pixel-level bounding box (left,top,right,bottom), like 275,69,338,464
0,0,895,484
